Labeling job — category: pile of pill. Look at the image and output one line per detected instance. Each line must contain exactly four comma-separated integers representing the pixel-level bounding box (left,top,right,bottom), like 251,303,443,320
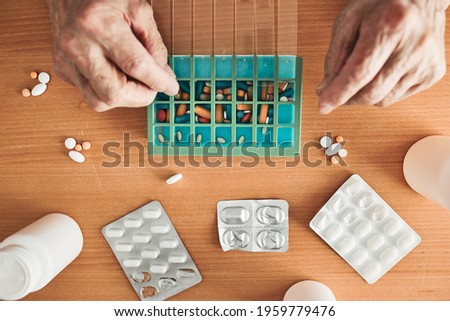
22,71,51,97
64,137,91,163
102,201,202,301
310,175,421,284
320,135,348,164
217,199,289,252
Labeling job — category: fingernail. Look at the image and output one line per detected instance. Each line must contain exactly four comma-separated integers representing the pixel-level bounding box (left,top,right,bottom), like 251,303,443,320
164,64,176,78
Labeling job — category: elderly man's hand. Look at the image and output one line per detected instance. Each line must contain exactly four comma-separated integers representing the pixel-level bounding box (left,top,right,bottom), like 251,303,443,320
317,0,449,114
48,0,179,112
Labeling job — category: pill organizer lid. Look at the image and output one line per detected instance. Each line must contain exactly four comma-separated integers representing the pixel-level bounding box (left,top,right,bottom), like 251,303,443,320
0,245,40,300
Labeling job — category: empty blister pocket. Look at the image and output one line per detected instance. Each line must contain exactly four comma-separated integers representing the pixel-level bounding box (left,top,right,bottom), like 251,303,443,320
102,201,202,301
217,199,289,252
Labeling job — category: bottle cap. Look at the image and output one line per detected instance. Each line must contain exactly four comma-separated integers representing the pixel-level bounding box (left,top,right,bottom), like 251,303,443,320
0,245,40,300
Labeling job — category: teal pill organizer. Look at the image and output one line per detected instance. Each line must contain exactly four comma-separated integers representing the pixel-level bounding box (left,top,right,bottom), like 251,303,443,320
147,55,303,157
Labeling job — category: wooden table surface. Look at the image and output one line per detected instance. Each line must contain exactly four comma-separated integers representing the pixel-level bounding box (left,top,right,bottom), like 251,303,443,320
0,0,449,301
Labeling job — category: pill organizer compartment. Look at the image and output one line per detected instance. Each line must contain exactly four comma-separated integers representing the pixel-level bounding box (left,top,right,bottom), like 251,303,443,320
148,55,303,157
102,201,202,301
310,175,421,284
217,199,289,252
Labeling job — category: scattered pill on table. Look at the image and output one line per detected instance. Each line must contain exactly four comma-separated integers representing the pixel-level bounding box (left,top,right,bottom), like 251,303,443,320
38,72,50,84
331,156,340,164
166,173,183,185
64,137,77,150
320,136,332,148
68,150,86,163
30,71,38,79
338,149,348,158
326,143,342,156
21,88,31,97
74,144,82,152
31,83,47,97
336,136,344,143
82,141,92,151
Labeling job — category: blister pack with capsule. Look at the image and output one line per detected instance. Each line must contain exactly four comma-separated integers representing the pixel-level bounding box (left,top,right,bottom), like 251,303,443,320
217,199,289,252
102,201,202,301
310,175,421,284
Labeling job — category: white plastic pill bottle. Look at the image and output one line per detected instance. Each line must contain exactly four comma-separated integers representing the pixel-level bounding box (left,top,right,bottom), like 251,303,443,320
403,135,450,210
0,213,83,300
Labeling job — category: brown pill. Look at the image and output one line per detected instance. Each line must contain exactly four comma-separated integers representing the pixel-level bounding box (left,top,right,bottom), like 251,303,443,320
215,104,224,123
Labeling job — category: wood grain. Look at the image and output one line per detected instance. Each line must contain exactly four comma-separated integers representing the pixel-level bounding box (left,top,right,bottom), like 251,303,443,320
0,0,449,301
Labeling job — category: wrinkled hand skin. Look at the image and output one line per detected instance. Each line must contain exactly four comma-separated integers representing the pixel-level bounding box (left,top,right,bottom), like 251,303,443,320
47,0,179,112
317,0,449,114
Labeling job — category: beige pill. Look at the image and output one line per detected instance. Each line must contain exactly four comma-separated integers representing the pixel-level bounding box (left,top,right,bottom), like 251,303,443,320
74,144,82,152
157,134,166,143
331,156,340,164
336,136,344,143
30,71,38,79
238,135,245,145
21,88,31,97
82,141,91,151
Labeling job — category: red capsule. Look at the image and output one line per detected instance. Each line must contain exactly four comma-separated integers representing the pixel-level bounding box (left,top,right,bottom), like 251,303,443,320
242,113,252,123
156,109,167,122
198,116,210,123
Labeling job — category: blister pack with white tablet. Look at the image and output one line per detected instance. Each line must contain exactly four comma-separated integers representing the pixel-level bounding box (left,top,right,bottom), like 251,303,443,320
102,201,202,300
217,199,289,252
310,175,421,284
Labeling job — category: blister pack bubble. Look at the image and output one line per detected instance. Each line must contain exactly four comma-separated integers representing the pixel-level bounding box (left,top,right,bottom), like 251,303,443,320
310,174,421,284
217,199,289,252
102,201,202,300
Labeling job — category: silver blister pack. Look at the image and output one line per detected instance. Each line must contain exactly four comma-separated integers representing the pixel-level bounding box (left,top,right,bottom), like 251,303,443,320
217,199,289,252
102,201,202,300
310,174,421,284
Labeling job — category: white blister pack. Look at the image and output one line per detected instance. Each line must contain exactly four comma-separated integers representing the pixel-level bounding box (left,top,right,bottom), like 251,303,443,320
102,201,202,300
217,199,289,252
310,175,421,284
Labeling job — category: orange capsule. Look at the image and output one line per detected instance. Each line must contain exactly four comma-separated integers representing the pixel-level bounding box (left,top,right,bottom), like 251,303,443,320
223,88,231,96
237,104,252,111
194,106,211,119
237,89,245,98
176,104,187,116
181,92,190,101
259,104,269,124
215,104,224,123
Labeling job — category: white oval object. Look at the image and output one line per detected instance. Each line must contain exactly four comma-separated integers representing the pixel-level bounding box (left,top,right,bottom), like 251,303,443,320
283,280,336,301
157,134,166,143
38,72,50,84
166,173,183,185
64,137,77,150
123,258,142,268
196,134,203,143
217,137,226,144
325,143,342,156
238,135,245,145
68,151,85,163
151,225,170,234
31,83,47,96
124,218,142,228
